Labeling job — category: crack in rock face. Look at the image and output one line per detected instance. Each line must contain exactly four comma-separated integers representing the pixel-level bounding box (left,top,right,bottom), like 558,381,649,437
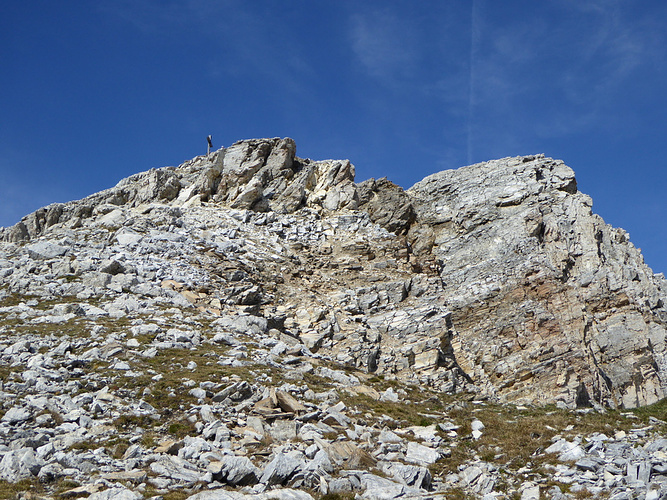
1,138,667,499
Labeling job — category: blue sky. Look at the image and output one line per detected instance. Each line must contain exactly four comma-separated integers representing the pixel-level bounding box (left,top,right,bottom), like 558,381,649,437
1,1,666,273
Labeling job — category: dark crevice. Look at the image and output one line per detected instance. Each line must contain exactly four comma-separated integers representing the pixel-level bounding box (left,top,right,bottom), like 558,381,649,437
595,228,605,262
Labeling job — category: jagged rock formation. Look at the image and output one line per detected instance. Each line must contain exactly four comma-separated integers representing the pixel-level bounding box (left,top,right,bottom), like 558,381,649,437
2,138,666,412
5,137,667,499
408,156,667,409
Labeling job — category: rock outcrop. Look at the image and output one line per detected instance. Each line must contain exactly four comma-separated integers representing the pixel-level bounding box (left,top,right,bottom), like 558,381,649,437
4,137,667,498
2,139,666,412
407,155,667,409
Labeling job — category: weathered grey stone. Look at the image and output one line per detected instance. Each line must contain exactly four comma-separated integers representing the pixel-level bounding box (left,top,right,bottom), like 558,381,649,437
186,491,245,500
358,177,415,235
269,420,298,441
471,419,485,431
520,482,540,500
1,407,31,424
546,439,585,462
214,314,268,335
260,451,305,485
259,489,316,500
405,441,440,466
150,456,204,483
0,448,42,481
208,455,259,486
575,457,602,471
378,429,403,444
88,488,143,500
383,462,431,489
379,387,399,402
26,240,68,260
358,473,410,500
187,490,314,500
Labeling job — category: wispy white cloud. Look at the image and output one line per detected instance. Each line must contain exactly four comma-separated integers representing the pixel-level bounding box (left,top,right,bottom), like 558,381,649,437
99,0,313,97
348,8,419,82
462,0,667,159
99,0,239,35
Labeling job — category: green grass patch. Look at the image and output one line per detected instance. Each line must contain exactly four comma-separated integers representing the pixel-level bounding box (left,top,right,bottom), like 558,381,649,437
0,477,82,498
428,399,661,479
0,292,36,308
0,364,15,384
167,419,198,438
0,478,45,499
101,436,131,459
68,440,102,452
342,392,437,428
113,413,160,432
141,432,158,449
142,488,189,500
631,397,667,423
318,493,356,500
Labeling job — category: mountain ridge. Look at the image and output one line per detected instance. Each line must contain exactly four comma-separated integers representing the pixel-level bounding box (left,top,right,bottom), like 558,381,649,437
2,137,667,498
2,137,666,410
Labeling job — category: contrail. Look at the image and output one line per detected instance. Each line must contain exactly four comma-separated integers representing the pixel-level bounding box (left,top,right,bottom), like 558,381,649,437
467,0,477,165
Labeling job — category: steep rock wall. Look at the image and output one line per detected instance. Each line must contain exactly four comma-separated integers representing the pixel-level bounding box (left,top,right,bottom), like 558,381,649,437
408,155,667,408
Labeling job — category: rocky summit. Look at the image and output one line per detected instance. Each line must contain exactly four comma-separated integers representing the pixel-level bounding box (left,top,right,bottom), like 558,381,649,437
1,137,667,499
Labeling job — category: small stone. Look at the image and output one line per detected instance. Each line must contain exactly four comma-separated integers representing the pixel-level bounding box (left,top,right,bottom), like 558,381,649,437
1,407,31,424
471,419,485,431
459,465,483,486
405,441,440,466
88,487,142,500
575,458,600,471
379,387,399,402
208,455,259,486
260,451,304,485
26,241,68,259
378,429,403,444
189,387,207,399
520,482,540,500
0,448,42,481
276,390,306,413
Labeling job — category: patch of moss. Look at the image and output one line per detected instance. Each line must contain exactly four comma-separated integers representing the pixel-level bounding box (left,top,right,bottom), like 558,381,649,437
113,413,160,432
54,479,82,492
142,488,189,500
141,432,158,449
68,440,102,452
0,292,36,308
0,478,45,498
436,486,477,500
0,364,14,384
631,397,667,424
102,436,131,459
167,419,198,438
342,393,436,428
318,493,356,500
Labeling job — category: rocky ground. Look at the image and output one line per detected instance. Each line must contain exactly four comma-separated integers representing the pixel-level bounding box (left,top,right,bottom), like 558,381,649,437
1,138,667,499
2,273,667,500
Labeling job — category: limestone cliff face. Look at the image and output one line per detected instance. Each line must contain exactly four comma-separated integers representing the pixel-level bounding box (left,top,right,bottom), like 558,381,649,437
407,155,667,408
2,139,666,409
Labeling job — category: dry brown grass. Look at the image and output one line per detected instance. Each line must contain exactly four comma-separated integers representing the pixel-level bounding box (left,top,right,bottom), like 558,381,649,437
343,392,437,428
0,477,82,499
